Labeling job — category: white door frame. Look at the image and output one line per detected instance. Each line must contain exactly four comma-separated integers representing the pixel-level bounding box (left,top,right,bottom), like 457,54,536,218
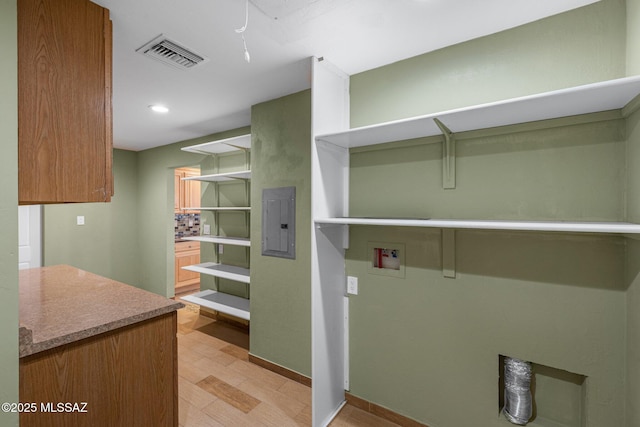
18,205,42,269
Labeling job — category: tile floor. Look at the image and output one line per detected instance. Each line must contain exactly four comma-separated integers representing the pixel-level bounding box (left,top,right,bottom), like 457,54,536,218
177,303,400,427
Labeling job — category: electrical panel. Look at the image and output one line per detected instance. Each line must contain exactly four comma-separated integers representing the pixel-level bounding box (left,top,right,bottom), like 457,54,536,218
262,186,295,259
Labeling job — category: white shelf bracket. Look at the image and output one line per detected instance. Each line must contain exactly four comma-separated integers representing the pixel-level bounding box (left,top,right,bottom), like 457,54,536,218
442,229,456,278
315,223,350,249
434,118,456,189
226,143,250,152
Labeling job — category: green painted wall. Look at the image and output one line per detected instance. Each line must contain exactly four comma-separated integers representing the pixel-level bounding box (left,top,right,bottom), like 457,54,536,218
626,107,640,427
43,149,140,285
250,90,312,376
346,1,631,425
350,117,625,222
350,0,626,128
10,1,638,425
42,126,250,298
346,119,627,426
0,1,19,425
628,0,640,75
136,127,249,296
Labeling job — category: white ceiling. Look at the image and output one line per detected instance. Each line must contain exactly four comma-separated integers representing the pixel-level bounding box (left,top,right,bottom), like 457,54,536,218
93,0,599,151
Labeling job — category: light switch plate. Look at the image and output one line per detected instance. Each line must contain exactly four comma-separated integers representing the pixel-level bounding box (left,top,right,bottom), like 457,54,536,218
347,276,358,295
76,216,85,226
203,224,211,235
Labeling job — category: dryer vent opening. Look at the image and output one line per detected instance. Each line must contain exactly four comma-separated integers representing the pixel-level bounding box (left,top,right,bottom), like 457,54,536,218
498,355,587,427
503,357,533,425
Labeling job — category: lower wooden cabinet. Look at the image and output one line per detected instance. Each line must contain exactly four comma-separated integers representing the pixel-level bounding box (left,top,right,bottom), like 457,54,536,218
175,241,200,295
19,313,178,426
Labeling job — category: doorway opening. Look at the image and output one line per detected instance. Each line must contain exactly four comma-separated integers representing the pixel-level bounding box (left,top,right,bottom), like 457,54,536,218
174,166,201,297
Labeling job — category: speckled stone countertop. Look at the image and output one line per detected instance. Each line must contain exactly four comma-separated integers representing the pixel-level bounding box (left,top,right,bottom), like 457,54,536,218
19,265,183,358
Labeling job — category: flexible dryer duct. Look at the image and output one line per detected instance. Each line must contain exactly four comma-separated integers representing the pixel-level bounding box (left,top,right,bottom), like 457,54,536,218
503,357,533,425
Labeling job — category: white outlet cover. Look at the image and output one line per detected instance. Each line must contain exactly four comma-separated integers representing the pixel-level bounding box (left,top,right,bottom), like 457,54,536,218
203,224,211,235
76,216,85,226
347,276,358,295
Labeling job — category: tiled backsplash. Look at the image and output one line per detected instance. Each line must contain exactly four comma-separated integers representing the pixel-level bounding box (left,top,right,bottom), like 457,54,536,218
175,213,200,239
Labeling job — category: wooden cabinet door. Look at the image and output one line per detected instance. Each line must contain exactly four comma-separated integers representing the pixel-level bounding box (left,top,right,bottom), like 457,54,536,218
20,314,178,426
176,250,200,284
18,0,113,204
184,169,201,212
175,241,200,292
175,167,200,212
174,170,184,213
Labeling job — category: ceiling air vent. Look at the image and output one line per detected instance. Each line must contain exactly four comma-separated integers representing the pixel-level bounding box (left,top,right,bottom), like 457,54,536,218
136,35,208,70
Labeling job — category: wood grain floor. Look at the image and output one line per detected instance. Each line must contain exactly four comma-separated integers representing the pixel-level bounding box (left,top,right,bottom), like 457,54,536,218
177,303,401,427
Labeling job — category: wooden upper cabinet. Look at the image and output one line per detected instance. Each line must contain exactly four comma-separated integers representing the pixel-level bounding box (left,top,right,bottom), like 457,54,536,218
18,0,113,204
183,168,201,212
174,170,183,213
174,167,201,213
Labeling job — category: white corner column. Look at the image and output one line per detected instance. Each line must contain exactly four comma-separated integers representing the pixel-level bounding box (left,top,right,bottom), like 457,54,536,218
311,56,350,427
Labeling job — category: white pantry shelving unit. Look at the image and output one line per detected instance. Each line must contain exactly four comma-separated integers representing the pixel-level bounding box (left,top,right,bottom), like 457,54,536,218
310,55,640,427
313,74,640,234
180,134,252,320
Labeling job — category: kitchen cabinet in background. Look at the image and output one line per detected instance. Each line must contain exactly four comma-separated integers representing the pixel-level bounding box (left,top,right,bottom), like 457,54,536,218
175,240,200,296
174,167,201,213
18,0,113,204
174,172,182,213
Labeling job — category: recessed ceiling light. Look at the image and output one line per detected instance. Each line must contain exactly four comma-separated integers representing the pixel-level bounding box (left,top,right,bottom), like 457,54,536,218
149,104,169,113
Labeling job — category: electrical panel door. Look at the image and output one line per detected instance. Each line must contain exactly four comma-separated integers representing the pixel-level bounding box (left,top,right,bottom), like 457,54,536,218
262,186,295,259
